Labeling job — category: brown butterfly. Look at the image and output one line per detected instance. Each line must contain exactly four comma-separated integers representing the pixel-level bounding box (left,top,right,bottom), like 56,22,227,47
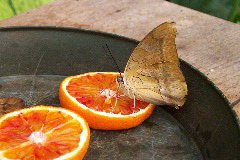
120,22,188,108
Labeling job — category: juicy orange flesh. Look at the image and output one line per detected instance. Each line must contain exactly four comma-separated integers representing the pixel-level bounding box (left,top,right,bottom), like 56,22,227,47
66,73,149,115
0,110,82,159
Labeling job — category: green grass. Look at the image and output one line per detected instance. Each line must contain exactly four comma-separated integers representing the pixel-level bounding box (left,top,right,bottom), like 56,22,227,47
0,0,54,21
0,0,15,20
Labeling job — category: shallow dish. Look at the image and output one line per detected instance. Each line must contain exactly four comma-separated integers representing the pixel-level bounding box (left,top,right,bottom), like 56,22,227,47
0,27,239,159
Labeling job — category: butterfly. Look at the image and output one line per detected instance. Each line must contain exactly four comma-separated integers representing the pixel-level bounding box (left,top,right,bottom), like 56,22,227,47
119,22,188,108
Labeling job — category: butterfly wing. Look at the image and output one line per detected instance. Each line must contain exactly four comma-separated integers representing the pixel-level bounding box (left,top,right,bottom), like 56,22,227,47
123,22,188,107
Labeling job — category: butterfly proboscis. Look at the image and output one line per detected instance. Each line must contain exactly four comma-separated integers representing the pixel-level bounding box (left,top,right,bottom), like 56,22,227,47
102,44,136,108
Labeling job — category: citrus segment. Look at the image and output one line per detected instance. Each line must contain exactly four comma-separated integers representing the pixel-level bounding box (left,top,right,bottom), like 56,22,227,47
0,106,90,160
41,110,72,133
59,72,155,130
45,120,83,155
21,110,49,132
2,142,60,159
0,114,32,150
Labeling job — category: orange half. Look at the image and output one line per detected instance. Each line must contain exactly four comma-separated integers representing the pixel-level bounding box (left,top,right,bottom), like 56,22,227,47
0,106,90,160
59,72,155,130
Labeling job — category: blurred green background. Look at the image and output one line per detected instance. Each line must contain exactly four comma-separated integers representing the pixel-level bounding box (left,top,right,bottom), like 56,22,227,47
0,0,239,23
0,0,54,20
170,0,240,23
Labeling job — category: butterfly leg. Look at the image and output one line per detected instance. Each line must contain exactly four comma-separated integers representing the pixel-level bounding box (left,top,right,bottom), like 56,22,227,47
112,84,121,112
133,94,136,108
113,95,118,112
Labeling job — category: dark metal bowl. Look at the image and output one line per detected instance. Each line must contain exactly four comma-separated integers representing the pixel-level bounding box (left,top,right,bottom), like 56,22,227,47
0,27,239,160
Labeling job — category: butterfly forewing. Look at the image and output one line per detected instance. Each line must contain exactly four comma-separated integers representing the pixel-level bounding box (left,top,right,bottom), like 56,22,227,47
123,22,188,107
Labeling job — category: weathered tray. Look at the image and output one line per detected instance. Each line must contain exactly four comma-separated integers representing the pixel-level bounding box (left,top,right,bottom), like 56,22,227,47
0,27,239,160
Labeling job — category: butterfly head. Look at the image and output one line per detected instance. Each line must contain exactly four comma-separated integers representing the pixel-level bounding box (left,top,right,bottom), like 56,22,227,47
116,75,124,84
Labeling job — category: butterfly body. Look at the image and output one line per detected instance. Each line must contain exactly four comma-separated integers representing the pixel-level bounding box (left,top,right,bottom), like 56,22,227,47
122,22,188,108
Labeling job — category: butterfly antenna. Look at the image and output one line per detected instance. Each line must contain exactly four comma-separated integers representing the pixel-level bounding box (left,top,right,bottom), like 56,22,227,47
102,44,122,77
